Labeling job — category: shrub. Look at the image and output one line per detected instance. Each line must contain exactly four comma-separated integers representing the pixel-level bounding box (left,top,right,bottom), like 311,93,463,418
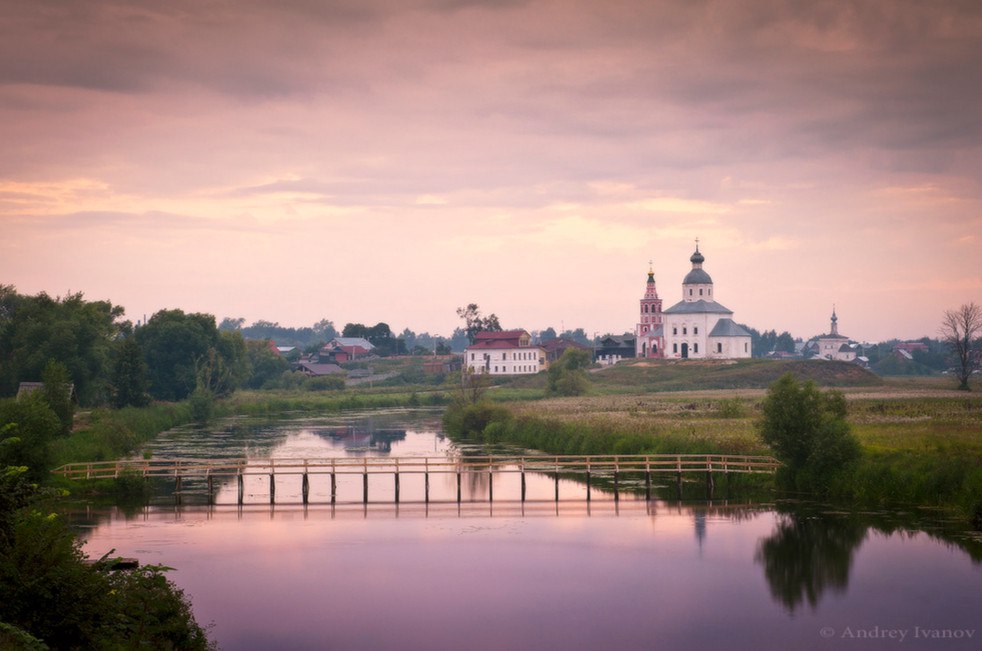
758,373,861,492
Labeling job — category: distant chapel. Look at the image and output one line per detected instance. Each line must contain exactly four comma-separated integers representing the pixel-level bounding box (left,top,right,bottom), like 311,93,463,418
635,243,752,359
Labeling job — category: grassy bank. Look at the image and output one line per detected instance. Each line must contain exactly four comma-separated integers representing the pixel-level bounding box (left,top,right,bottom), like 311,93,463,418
51,387,451,470
444,385,982,525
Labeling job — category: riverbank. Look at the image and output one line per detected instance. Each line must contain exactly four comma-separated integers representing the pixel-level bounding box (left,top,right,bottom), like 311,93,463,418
444,384,982,526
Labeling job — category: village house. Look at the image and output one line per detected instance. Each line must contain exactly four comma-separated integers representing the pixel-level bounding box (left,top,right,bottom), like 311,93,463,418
464,330,546,375
596,335,636,365
540,337,592,363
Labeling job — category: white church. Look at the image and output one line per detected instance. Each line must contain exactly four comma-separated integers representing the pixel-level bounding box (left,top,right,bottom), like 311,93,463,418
635,242,752,359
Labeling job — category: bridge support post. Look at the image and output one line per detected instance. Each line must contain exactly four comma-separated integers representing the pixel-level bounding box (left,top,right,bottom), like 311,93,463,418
675,472,683,499
330,473,336,504
706,469,715,499
645,470,651,501
521,471,526,502
175,476,182,505
456,471,461,503
394,472,400,504
302,473,309,505
488,470,493,502
554,473,559,502
613,471,620,502
363,472,368,504
270,474,276,504
425,472,430,503
237,474,244,505
207,475,214,505
585,471,591,502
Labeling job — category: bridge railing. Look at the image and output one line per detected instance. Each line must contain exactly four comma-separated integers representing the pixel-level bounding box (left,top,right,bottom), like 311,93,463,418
51,454,780,481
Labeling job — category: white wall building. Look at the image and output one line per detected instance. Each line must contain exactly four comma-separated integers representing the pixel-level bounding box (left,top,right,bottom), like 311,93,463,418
661,243,752,359
464,330,546,375
815,309,856,361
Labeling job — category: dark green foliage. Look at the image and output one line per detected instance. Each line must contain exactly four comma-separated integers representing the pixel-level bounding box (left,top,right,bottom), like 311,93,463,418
305,375,345,391
111,335,150,408
104,564,214,649
442,400,512,438
755,511,868,613
546,349,591,396
0,287,124,405
0,510,213,649
244,339,289,389
758,373,861,491
40,360,73,436
188,387,215,423
0,396,60,481
137,309,248,401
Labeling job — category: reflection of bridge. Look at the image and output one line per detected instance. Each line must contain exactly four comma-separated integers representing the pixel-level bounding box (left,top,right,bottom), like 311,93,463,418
53,454,779,505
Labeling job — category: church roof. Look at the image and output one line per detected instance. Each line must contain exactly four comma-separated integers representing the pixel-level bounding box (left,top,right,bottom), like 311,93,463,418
664,299,733,315
683,268,713,285
708,318,751,338
640,325,664,338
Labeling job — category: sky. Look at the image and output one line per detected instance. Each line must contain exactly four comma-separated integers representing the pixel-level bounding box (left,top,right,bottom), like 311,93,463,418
2,0,980,343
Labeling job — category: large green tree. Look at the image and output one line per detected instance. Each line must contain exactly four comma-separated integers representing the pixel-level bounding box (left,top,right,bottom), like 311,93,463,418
41,360,73,436
758,373,860,491
0,395,60,481
137,310,247,401
111,336,150,408
0,288,124,405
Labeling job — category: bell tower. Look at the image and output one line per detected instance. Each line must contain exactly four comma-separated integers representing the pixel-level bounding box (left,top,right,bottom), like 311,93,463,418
636,261,664,357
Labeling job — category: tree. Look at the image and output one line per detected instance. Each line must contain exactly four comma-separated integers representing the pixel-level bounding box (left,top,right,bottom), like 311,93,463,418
0,289,124,405
244,340,288,389
41,360,73,436
547,348,591,396
136,310,222,401
0,395,60,481
757,373,860,491
539,327,558,343
940,302,982,390
456,304,502,344
218,317,245,331
111,336,150,408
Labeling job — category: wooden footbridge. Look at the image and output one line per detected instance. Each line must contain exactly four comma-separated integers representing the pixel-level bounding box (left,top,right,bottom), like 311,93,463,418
53,454,780,505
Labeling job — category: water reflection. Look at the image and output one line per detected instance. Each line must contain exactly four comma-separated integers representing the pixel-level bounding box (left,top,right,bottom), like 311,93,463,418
755,508,867,612
77,409,982,650
756,501,982,614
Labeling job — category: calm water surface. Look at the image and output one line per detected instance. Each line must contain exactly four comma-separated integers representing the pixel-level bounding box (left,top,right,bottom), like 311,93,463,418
73,409,982,650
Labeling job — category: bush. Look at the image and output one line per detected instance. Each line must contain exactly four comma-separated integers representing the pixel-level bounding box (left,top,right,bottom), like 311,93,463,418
547,349,591,396
758,373,861,492
0,396,60,481
188,388,214,423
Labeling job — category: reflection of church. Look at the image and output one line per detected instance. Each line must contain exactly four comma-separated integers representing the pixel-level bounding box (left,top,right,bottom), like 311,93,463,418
636,242,752,359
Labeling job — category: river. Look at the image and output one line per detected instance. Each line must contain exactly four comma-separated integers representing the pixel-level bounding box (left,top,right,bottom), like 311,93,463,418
71,409,982,650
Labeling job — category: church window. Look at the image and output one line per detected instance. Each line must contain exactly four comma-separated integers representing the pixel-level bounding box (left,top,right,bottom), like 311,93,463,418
673,326,678,335
683,327,687,335
689,289,693,296
694,343,699,353
699,288,703,296
744,343,748,352
673,343,678,354
644,305,648,313
717,343,722,353
471,353,474,361
694,326,698,335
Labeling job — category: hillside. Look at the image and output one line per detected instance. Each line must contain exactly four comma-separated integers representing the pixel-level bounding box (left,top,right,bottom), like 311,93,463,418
580,358,882,392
